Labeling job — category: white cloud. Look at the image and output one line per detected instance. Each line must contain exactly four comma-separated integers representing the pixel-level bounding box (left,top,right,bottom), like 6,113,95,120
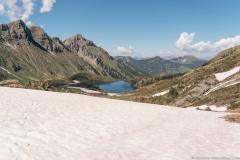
40,0,56,13
21,0,35,21
213,36,240,50
0,0,56,22
0,3,4,15
176,32,196,50
176,32,240,53
116,46,135,55
0,0,33,21
4,0,21,21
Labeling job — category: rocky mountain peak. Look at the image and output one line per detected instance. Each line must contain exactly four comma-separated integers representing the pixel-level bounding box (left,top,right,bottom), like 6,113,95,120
152,56,162,59
64,34,96,54
0,20,33,43
8,20,26,29
0,20,133,80
148,56,165,62
74,34,84,40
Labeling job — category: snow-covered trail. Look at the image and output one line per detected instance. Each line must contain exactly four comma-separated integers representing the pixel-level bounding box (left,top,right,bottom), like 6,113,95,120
0,87,240,160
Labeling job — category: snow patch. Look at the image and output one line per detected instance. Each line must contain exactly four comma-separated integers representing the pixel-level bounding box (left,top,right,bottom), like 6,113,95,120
197,105,227,112
152,90,169,97
0,67,11,74
108,93,119,96
0,67,21,80
225,79,240,88
215,66,240,81
72,80,81,83
68,86,101,94
204,78,240,95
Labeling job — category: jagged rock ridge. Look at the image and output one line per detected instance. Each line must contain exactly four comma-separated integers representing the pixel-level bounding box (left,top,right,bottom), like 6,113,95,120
0,20,135,82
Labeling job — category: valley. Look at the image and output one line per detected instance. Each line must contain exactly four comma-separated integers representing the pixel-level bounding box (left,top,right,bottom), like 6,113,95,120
1,1,240,159
1,20,240,114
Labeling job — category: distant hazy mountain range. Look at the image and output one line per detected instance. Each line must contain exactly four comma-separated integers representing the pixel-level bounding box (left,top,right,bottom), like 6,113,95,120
115,55,206,75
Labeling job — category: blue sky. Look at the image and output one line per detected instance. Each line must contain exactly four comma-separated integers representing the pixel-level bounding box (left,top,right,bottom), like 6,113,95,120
1,0,240,58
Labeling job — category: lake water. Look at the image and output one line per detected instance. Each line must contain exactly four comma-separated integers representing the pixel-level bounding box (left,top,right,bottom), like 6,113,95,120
97,81,135,93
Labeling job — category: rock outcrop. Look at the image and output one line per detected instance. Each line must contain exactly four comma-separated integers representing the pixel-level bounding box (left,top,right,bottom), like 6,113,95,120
0,20,33,43
0,20,135,82
64,34,131,79
30,26,69,53
64,34,95,54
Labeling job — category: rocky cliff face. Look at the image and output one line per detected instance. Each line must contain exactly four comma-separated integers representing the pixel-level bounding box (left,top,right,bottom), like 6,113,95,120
64,34,100,61
0,20,135,82
64,34,95,54
0,20,33,44
30,26,70,53
64,34,133,79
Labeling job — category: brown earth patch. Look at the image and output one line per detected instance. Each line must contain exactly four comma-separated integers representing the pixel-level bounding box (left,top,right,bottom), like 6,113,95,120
224,114,240,123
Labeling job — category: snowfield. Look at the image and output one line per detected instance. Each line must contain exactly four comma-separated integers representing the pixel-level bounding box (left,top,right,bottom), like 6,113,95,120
215,66,240,81
0,87,240,160
68,86,101,94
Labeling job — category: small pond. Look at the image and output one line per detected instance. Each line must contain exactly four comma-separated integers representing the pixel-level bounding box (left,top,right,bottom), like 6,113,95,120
97,81,135,94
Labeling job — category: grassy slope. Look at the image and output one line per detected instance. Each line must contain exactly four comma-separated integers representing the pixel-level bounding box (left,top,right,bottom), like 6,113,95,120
118,46,240,108
0,41,101,84
83,46,135,79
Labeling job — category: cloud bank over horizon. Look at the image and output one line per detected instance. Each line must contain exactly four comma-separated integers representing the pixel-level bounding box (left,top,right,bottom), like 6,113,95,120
176,32,240,54
113,32,240,58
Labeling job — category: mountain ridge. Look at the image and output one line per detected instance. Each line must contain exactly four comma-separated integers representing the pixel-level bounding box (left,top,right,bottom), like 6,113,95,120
124,46,240,109
0,20,135,84
115,55,206,75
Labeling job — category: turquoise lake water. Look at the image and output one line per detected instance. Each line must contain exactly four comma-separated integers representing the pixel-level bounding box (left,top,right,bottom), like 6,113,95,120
97,81,135,93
